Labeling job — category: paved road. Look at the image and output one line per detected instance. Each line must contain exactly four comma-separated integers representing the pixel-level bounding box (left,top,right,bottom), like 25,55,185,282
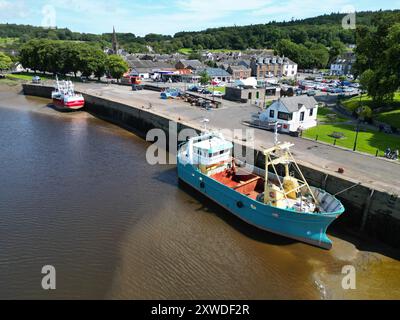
76,82,400,194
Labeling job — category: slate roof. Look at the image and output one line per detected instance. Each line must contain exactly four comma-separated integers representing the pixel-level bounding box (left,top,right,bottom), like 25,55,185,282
177,59,204,69
198,68,231,77
278,96,318,113
127,59,174,72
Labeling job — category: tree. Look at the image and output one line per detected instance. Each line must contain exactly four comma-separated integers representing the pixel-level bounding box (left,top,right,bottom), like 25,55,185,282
354,12,400,107
199,70,211,85
78,44,108,78
106,55,128,82
309,43,330,68
0,52,13,71
188,51,202,61
329,40,346,63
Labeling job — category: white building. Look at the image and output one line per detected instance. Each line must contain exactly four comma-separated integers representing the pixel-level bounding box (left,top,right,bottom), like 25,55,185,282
259,96,318,133
330,53,356,76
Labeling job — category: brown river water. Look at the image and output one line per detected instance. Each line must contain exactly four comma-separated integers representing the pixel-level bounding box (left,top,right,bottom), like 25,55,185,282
0,85,399,300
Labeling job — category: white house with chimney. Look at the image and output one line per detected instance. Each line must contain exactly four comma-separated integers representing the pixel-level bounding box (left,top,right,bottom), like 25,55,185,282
259,96,318,133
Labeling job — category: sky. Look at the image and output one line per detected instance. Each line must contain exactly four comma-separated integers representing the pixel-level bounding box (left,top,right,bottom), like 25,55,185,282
0,0,399,36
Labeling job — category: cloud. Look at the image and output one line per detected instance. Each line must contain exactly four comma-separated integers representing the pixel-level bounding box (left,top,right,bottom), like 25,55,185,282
0,0,31,19
0,0,398,35
252,0,351,19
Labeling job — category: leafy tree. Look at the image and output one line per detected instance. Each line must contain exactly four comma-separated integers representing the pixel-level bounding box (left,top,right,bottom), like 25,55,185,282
199,70,210,85
329,40,346,62
0,52,12,71
106,55,128,82
354,12,400,107
309,43,329,68
188,51,202,61
78,44,108,78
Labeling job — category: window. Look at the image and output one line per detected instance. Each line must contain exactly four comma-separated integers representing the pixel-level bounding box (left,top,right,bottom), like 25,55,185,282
309,108,314,117
300,112,305,122
256,91,260,99
278,112,292,121
248,92,252,100
270,110,275,118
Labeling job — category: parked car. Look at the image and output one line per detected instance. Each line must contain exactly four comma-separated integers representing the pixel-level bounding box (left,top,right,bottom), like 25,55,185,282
0,74,5,79
328,87,343,94
307,90,317,96
200,89,212,95
212,91,224,97
295,88,303,96
188,86,200,92
32,76,41,84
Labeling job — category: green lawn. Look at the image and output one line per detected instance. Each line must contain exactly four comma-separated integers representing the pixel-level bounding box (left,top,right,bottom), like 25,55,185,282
317,107,348,123
6,72,85,82
207,86,226,94
303,123,400,156
0,37,19,48
178,48,193,55
375,109,400,129
341,92,400,129
341,94,374,112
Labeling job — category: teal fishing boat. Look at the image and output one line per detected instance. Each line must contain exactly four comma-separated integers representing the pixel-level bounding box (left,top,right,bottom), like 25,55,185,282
177,131,345,249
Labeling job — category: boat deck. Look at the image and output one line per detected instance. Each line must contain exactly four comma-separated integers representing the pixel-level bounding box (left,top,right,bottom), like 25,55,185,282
211,170,264,200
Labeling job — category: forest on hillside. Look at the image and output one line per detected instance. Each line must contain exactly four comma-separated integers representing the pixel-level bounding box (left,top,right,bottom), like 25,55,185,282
1,10,399,54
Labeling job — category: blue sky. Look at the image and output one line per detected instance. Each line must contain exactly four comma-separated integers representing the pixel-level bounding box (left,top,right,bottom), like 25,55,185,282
0,0,399,36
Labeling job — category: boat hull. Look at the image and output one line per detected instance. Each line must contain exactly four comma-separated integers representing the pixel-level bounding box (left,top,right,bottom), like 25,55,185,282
52,98,85,110
177,162,342,249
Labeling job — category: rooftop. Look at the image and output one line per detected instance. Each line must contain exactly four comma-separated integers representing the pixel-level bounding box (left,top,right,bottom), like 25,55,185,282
193,136,233,153
277,96,318,113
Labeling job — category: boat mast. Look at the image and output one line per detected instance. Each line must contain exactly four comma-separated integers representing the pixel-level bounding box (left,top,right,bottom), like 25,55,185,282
262,143,319,206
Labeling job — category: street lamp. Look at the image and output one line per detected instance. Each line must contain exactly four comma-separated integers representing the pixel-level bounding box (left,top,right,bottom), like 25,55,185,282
353,120,360,151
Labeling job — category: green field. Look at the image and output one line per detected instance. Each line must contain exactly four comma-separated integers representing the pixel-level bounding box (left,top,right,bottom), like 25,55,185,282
303,123,400,156
0,37,19,47
207,86,226,94
317,107,348,123
5,72,86,83
375,109,400,129
178,48,193,55
341,92,400,128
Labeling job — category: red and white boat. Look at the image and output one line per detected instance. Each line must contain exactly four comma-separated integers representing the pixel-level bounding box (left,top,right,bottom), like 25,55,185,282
51,77,85,110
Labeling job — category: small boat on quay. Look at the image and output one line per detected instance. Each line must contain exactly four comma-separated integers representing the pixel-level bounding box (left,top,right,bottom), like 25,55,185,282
177,131,345,249
51,77,85,110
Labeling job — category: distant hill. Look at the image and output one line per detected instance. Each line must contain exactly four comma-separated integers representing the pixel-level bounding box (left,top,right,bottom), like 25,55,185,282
0,9,399,54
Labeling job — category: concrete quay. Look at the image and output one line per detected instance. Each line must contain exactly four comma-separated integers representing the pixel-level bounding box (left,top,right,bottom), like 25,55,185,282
22,82,400,248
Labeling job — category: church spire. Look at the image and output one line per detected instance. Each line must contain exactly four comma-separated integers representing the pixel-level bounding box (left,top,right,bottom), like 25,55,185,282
112,26,118,54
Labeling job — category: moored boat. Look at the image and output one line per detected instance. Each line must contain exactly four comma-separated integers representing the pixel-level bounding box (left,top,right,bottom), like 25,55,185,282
51,77,85,110
177,131,345,249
